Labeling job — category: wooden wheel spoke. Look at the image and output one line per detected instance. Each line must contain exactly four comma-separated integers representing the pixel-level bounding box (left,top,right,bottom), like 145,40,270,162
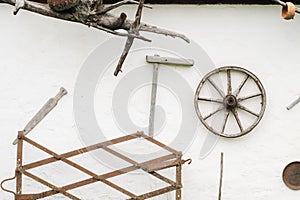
233,75,249,97
198,97,223,104
207,78,225,98
221,110,230,134
238,104,259,117
203,106,225,120
238,93,262,102
227,69,232,95
232,109,243,132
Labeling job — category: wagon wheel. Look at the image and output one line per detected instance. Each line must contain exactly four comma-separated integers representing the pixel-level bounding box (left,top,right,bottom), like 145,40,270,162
194,66,266,138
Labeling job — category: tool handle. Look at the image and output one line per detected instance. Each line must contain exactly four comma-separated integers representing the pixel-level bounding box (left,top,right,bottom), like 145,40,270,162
12,87,67,145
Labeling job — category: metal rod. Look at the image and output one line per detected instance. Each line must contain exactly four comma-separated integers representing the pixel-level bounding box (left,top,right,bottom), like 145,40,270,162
127,186,175,200
16,131,23,196
287,96,300,110
176,164,182,200
218,152,224,200
150,172,177,187
140,132,181,155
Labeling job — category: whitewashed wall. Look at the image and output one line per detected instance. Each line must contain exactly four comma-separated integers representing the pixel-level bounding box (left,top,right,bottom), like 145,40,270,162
1,4,300,200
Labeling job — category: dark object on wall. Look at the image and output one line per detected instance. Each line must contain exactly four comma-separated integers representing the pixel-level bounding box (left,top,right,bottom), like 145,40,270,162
283,162,300,190
47,0,79,12
1,131,191,199
194,66,266,138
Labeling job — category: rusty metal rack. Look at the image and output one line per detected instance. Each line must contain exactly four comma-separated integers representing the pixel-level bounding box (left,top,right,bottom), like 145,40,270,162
1,131,191,200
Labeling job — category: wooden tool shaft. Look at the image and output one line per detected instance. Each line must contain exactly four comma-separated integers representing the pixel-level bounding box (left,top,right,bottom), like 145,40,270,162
12,87,67,145
146,55,194,137
148,62,159,137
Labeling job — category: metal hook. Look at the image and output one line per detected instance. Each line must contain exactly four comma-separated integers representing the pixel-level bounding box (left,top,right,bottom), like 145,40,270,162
181,158,192,165
1,175,17,197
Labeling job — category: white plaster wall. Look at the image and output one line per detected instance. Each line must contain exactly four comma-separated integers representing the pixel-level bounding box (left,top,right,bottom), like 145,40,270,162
1,4,300,200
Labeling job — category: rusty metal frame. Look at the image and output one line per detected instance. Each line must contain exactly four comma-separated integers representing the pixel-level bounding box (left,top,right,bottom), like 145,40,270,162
1,131,190,200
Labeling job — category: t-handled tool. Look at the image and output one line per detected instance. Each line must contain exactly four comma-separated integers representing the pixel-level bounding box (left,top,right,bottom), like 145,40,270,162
146,55,194,137
12,87,67,145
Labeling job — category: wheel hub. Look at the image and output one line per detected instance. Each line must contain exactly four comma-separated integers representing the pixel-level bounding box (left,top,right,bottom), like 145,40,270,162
224,95,237,110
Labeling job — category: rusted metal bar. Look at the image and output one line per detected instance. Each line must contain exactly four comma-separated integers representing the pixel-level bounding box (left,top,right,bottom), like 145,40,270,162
144,158,181,172
23,133,140,170
127,186,176,200
102,146,138,165
139,132,181,156
149,172,177,187
139,154,177,171
146,158,191,172
22,170,80,199
16,193,43,200
16,131,23,196
101,179,138,199
176,164,182,200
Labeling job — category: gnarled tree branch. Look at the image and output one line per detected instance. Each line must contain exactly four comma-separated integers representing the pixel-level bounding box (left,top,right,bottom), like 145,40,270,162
0,0,189,76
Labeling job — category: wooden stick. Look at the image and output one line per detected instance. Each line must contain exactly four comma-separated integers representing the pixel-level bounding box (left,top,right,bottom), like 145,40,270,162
12,87,67,145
